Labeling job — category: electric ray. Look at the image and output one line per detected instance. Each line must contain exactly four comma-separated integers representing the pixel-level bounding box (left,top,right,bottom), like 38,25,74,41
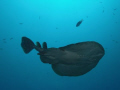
21,37,105,76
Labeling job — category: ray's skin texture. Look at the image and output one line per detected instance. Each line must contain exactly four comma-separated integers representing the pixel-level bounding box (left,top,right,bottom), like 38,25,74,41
21,37,105,76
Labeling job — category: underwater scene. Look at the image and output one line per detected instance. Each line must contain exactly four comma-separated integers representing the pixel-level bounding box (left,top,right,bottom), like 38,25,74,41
0,0,120,90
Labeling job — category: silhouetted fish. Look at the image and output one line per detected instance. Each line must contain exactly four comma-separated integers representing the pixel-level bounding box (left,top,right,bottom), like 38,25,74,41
10,38,13,40
113,13,115,15
76,19,83,27
3,39,6,40
113,8,117,10
103,10,104,13
39,16,40,19
21,37,105,76
19,23,23,25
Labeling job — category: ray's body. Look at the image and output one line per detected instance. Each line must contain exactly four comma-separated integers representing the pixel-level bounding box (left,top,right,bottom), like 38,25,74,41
21,37,105,76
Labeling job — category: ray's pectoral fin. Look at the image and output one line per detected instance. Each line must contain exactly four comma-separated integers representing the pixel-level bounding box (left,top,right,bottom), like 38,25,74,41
52,62,98,76
21,37,35,54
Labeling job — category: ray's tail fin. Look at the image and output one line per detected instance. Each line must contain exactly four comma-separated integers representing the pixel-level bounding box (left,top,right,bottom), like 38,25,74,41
21,37,35,54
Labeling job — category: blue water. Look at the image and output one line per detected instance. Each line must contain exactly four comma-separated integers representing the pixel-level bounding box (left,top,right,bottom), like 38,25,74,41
0,0,120,90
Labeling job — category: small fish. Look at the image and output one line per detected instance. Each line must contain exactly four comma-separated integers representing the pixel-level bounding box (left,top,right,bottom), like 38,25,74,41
3,39,6,40
105,48,108,50
112,40,119,43
115,41,118,43
113,13,115,15
76,19,83,27
102,10,104,13
113,8,117,10
19,23,23,25
10,38,13,40
39,16,40,19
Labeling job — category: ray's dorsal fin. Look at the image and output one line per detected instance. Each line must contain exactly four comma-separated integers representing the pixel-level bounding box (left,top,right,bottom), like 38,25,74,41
43,42,47,49
36,42,41,48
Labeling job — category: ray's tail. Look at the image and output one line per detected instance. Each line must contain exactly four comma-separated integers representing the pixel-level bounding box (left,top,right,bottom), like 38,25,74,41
21,37,35,54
